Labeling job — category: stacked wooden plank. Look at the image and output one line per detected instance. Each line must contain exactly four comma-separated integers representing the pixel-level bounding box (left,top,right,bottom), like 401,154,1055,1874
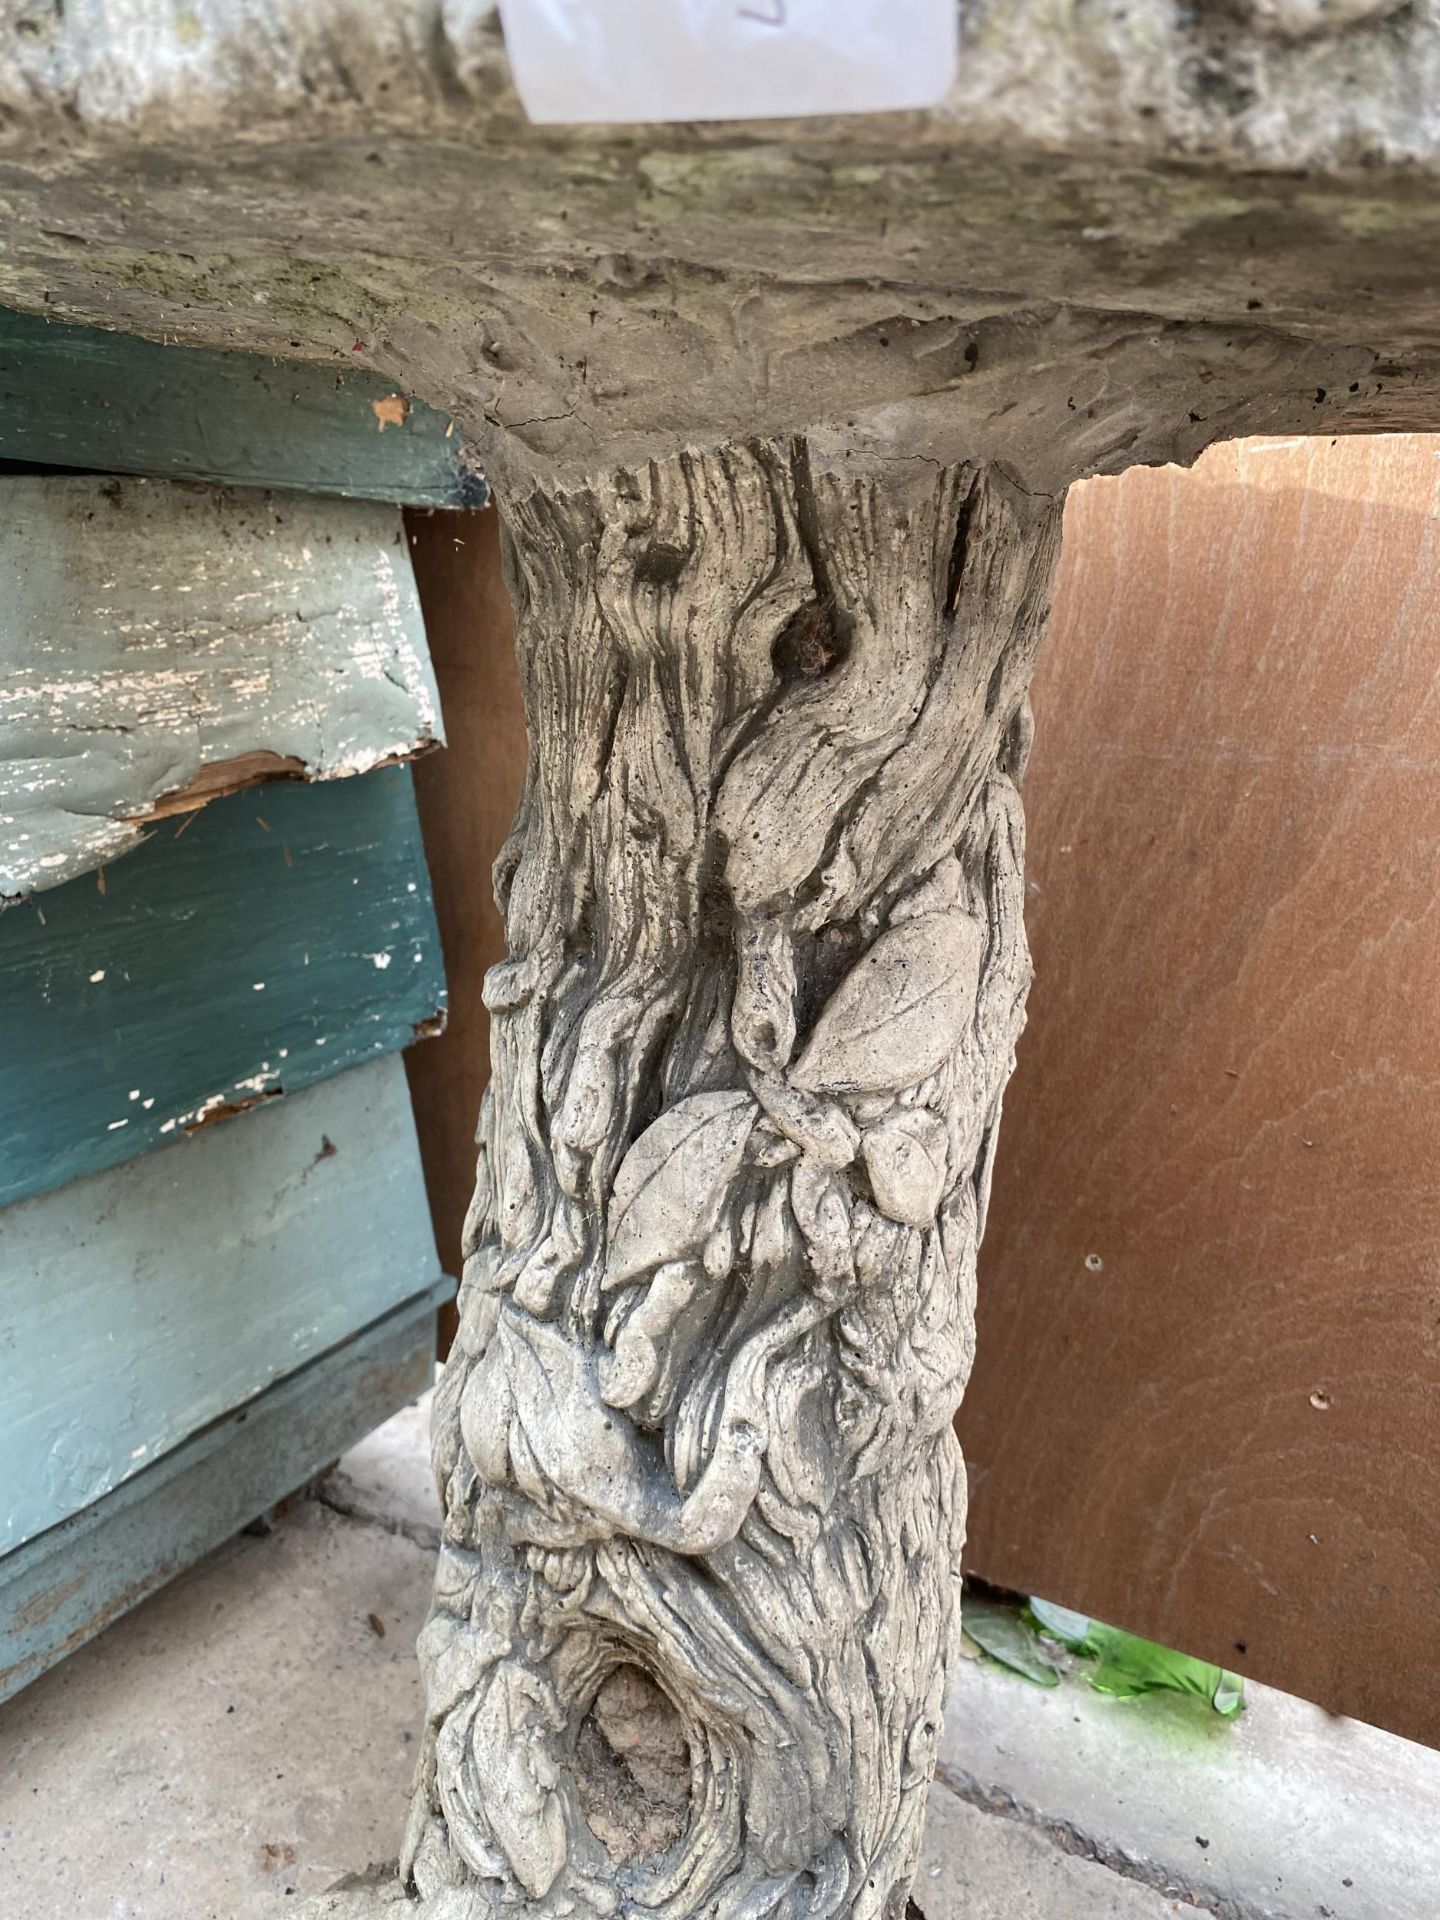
0,1063,449,1700
1,765,446,1207
0,476,444,899
0,311,473,1698
0,304,487,509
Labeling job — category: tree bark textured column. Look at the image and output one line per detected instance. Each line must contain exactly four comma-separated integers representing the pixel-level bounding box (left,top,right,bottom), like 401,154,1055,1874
398,440,1061,1920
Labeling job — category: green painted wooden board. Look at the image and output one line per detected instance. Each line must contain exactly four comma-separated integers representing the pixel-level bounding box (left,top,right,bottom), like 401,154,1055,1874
0,1273,449,1704
0,303,487,507
0,764,445,1209
1,474,442,900
0,1056,443,1553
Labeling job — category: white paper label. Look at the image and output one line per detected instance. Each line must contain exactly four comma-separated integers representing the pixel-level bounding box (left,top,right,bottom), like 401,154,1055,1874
497,0,958,125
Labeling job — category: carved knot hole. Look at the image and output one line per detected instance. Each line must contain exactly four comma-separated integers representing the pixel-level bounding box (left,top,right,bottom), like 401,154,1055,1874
573,1664,692,1865
633,540,689,589
772,602,847,683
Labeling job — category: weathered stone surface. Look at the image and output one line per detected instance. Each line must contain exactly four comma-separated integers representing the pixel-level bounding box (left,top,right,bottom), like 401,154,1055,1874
383,446,1051,1920
0,1500,436,1917
940,1649,1440,1920
0,2,1438,498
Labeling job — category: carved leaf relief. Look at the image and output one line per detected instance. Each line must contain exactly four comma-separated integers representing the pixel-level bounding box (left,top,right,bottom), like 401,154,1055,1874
437,1662,567,1896
605,1090,759,1289
792,911,985,1096
861,1108,949,1227
478,1311,691,1545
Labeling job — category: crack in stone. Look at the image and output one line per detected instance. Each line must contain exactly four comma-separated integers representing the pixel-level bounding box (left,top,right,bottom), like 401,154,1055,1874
313,1481,442,1554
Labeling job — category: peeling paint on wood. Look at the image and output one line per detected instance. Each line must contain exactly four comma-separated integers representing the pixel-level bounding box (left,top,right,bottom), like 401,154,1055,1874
0,1270,450,1703
0,303,487,508
0,1057,444,1555
0,764,445,1209
134,748,309,818
0,475,444,898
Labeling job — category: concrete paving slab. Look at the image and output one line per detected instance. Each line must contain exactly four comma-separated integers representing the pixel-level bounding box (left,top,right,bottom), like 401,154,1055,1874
941,1642,1440,1920
319,1392,440,1552
4,1469,1160,1920
6,1393,1434,1920
297,1783,1194,1920
0,1501,430,1918
915,1784,1190,1920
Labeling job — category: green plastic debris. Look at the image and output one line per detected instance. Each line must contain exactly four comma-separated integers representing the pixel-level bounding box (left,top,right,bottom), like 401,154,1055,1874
1084,1628,1245,1716
962,1589,1245,1718
1028,1595,1245,1717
